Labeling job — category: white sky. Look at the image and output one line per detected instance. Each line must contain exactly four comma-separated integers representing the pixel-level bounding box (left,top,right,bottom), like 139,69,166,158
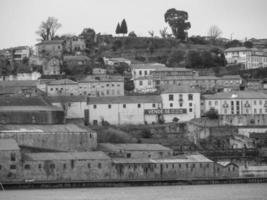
0,0,267,49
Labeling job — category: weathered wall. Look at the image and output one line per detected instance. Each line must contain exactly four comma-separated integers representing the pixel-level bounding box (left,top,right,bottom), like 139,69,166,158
0,132,97,151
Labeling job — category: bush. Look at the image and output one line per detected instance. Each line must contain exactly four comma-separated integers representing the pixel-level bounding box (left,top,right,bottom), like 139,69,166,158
142,129,152,138
204,108,219,119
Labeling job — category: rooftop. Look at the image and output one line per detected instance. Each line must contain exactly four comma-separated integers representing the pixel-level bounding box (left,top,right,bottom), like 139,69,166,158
24,151,110,161
0,106,63,112
36,40,64,46
87,95,161,104
204,91,267,99
225,47,259,52
161,86,200,94
154,67,193,72
130,63,166,70
0,96,50,106
63,55,90,61
154,154,213,163
80,75,124,83
0,124,90,133
0,139,20,151
0,80,37,87
99,143,171,151
47,96,87,103
220,75,242,80
47,79,78,85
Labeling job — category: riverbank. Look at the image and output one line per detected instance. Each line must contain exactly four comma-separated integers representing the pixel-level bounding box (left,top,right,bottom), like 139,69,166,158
2,177,267,190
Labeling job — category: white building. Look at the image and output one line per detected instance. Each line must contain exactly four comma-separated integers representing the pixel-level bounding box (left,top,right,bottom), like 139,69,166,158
130,63,166,93
160,86,201,122
203,91,267,126
13,46,31,62
87,96,162,125
46,79,79,96
103,57,132,66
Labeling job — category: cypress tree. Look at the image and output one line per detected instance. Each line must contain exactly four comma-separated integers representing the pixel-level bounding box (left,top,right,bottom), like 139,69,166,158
115,23,121,35
120,19,128,35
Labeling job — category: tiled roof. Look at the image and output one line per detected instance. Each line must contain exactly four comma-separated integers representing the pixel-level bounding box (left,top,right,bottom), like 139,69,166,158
24,151,110,161
63,55,90,61
0,80,37,87
0,106,63,112
220,75,242,80
36,40,64,46
47,79,78,85
99,143,171,151
0,96,50,106
80,75,124,83
47,96,88,103
224,47,259,52
161,86,200,94
154,67,193,72
154,154,213,163
204,91,267,99
130,63,166,70
0,139,20,151
0,124,90,133
87,95,161,104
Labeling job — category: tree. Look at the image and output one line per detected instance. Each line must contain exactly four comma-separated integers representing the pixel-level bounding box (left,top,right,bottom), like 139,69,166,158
225,39,242,48
36,17,61,41
120,19,128,35
205,108,219,119
128,31,137,37
186,50,202,68
208,25,222,42
164,8,191,41
115,23,121,35
148,30,155,37
167,50,185,67
124,79,134,91
244,41,253,48
80,28,96,48
159,27,168,38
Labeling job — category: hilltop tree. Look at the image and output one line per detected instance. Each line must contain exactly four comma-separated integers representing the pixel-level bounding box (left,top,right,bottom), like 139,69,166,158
159,27,168,38
115,23,121,35
164,8,191,41
80,28,96,48
148,30,155,37
128,31,137,37
208,25,222,42
120,19,128,35
36,17,61,41
244,41,253,48
225,39,242,48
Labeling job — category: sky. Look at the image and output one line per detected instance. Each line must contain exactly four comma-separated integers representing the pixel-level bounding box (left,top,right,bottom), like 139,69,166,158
0,0,267,49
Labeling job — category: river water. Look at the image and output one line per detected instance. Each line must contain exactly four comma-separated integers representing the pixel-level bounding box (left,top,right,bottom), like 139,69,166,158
0,183,266,200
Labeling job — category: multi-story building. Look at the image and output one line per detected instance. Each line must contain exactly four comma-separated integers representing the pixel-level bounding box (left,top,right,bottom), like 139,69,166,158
203,91,267,126
160,86,201,122
42,57,61,75
13,46,31,62
79,75,124,96
246,79,263,90
65,36,86,53
46,79,79,96
217,75,242,91
63,55,90,66
36,40,64,57
246,50,267,69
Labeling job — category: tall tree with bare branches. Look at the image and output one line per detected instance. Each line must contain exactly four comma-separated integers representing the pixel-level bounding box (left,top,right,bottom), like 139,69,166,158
208,25,222,41
36,17,62,41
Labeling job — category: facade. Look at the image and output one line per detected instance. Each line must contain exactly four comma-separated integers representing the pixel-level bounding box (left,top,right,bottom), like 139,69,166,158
42,57,61,75
36,40,64,57
46,79,79,96
0,72,41,81
0,139,21,182
103,57,132,66
63,55,90,66
65,36,86,53
217,75,242,92
160,86,201,122
203,91,267,126
87,95,161,125
246,51,267,69
0,124,97,151
92,68,107,75
99,143,173,159
79,75,124,97
13,46,31,62
246,79,263,90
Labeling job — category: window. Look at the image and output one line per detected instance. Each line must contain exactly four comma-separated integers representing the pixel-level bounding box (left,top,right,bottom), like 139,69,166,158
98,163,102,169
0,165,2,170
144,70,147,75
106,84,109,87
50,164,55,169
152,103,156,108
259,100,262,105
208,101,212,106
139,80,143,86
88,163,91,168
108,104,112,109
38,164,42,169
169,94,174,101
93,105,97,109
260,109,262,114
215,101,218,106
170,103,173,107
139,70,142,75
10,165,16,170
24,164,31,170
138,104,141,108
106,90,109,95
63,164,67,170
179,103,183,107
254,100,257,105
254,109,257,114
188,94,193,100
10,152,16,161
123,104,126,108
189,103,192,107
189,108,193,112
71,160,75,169
50,88,53,91
166,164,168,169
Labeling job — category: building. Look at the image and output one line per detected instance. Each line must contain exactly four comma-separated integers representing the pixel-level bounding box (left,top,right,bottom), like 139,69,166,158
12,46,31,62
103,57,132,66
46,79,79,96
99,143,173,158
224,47,267,69
65,36,86,53
217,75,242,92
130,63,166,93
87,95,162,125
36,40,64,57
0,72,41,81
79,75,124,97
246,79,263,90
0,124,97,151
0,139,21,182
22,151,111,181
203,91,267,126
63,55,90,66
160,86,201,122
0,96,65,124
92,68,107,75
42,57,61,75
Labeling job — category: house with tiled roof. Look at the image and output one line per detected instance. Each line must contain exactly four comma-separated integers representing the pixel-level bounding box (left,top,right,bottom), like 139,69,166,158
36,40,65,57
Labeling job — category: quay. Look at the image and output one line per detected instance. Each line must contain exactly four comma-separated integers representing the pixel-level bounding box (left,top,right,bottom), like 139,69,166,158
2,177,267,190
